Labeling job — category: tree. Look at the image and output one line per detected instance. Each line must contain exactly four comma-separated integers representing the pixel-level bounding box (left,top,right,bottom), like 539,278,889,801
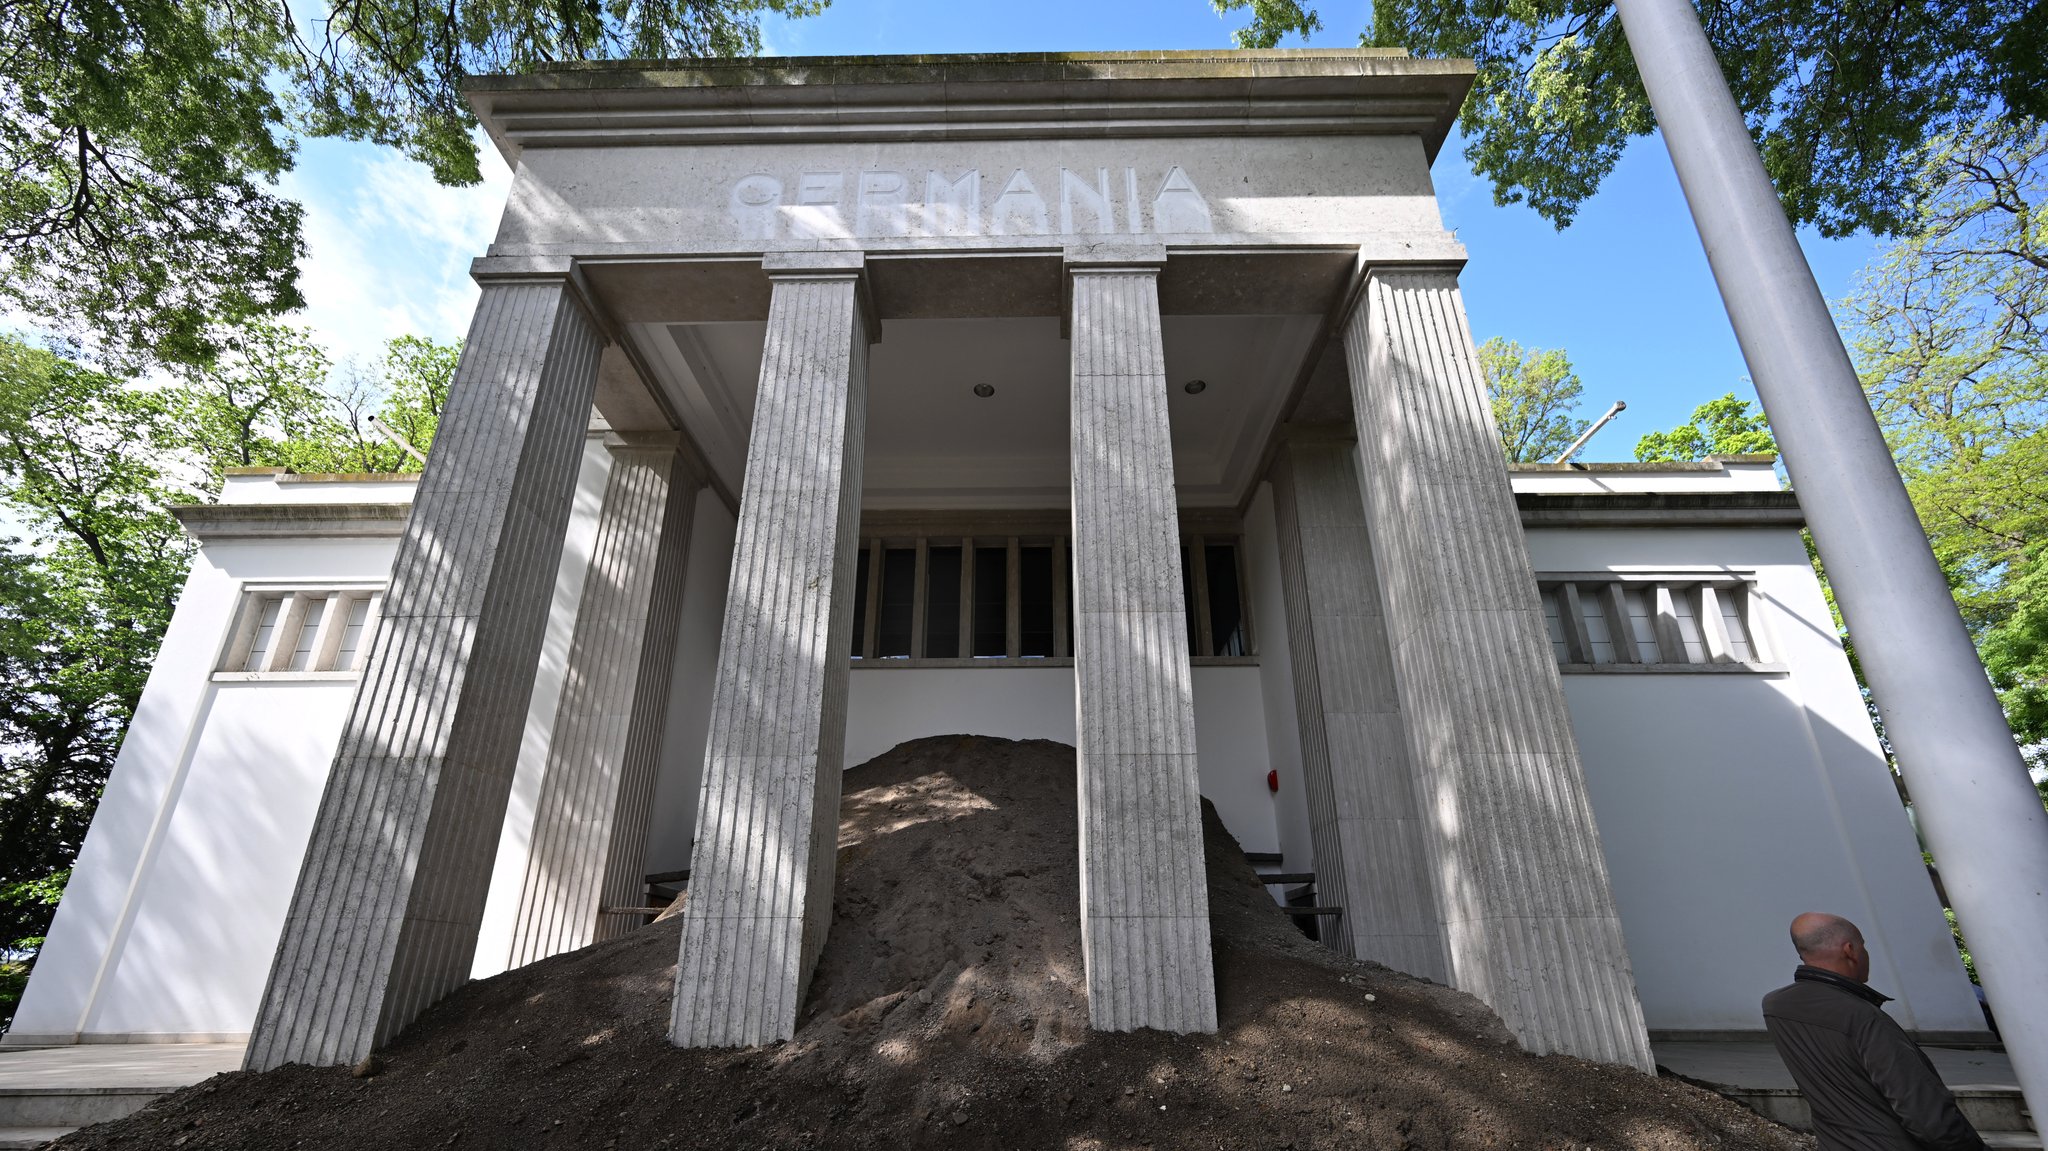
1479,337,1590,462
2,0,822,365
1633,393,1776,461
0,338,191,1029
1845,119,2048,763
177,322,335,480
0,328,453,1027
1210,0,2046,238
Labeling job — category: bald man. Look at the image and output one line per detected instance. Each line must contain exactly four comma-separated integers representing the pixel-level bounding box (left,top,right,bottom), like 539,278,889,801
1762,913,1986,1150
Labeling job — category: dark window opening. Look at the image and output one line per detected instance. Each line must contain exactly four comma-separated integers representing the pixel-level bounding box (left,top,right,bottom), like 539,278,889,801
925,546,962,658
1019,546,1055,657
849,548,870,658
877,547,916,658
973,547,1008,657
1205,544,1245,657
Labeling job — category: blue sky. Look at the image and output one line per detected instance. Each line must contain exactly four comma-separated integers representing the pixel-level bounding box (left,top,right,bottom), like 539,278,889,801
277,0,1885,462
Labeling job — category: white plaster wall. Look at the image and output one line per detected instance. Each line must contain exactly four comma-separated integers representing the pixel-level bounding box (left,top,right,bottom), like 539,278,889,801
474,433,614,979
644,488,739,877
7,535,400,1043
1524,524,1983,1033
836,664,1278,856
1243,481,1312,876
83,684,351,1035
1190,667,1281,856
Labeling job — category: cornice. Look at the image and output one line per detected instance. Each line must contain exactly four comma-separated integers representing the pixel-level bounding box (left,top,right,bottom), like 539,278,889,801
172,503,412,541
464,50,1476,164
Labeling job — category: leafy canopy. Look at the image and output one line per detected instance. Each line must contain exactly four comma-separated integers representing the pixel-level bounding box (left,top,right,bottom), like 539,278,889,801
1,0,822,364
1633,393,1775,461
0,327,453,1027
1211,0,2047,237
1478,337,1591,462
1845,119,2048,758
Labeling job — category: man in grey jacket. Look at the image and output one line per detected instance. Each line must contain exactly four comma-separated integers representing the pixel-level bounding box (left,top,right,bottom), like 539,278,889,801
1762,912,1987,1151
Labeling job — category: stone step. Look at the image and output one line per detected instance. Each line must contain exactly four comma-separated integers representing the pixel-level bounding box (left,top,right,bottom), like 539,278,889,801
1715,1084,2031,1135
0,1085,172,1129
1983,1133,2042,1150
0,1041,245,1145
0,1128,75,1150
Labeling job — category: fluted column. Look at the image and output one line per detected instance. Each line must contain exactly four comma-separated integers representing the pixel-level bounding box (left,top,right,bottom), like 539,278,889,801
1270,432,1449,980
1067,246,1217,1034
670,253,872,1048
508,434,701,967
1342,266,1652,1071
246,277,605,1070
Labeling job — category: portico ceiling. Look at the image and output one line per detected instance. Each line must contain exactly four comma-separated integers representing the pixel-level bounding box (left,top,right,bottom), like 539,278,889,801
629,312,1324,510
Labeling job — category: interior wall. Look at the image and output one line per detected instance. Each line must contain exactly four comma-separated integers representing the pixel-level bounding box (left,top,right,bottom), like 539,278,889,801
835,664,1278,856
1243,480,1313,877
644,488,739,877
474,433,614,979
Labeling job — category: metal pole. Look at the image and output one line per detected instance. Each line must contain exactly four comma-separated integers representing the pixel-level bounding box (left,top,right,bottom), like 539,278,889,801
1612,0,2048,1113
1554,400,1628,464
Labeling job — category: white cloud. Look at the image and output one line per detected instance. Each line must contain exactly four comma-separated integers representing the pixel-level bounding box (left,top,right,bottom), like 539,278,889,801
280,134,514,367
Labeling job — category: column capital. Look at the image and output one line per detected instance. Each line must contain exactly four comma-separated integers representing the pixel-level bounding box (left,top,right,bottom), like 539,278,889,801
1332,247,1470,332
761,251,880,345
1061,244,1168,338
469,256,617,348
604,429,711,490
1063,242,1168,273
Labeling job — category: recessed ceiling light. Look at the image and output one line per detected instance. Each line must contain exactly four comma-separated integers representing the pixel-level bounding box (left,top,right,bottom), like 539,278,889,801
1183,379,1208,395
973,383,995,398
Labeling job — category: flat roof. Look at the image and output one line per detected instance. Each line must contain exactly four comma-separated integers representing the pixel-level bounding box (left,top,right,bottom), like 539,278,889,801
466,48,1477,163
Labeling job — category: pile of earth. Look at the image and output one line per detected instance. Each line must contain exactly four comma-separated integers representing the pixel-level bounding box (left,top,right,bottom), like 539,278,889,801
55,736,1811,1150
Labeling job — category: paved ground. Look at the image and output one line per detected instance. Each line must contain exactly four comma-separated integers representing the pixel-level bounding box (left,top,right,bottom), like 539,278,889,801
0,1044,244,1092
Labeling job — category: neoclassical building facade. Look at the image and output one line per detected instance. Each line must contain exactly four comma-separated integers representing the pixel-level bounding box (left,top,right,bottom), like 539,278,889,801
7,51,1982,1073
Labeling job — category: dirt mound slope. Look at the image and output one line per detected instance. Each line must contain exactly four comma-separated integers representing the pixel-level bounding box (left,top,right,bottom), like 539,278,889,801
56,736,1809,1150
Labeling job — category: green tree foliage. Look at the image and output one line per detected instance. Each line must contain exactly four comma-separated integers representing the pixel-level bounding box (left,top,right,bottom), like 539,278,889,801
0,339,190,1029
1,0,821,364
1210,0,2046,238
0,327,453,1027
1846,120,2048,762
1477,337,1590,462
1633,393,1776,461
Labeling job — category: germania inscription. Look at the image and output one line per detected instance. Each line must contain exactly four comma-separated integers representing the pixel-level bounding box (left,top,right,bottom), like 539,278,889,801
730,166,1216,240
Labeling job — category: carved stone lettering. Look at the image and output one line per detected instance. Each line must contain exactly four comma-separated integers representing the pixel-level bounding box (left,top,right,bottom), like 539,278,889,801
990,169,1050,236
1059,167,1115,235
857,171,910,237
1151,166,1213,234
727,164,1215,240
924,170,981,236
730,175,783,240
790,171,849,239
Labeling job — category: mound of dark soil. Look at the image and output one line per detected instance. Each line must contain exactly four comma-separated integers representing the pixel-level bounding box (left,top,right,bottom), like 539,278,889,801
56,736,1810,1150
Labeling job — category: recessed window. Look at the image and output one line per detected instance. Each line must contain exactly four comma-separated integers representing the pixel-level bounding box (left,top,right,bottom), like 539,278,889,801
220,588,384,678
847,528,1252,665
877,548,916,658
1537,575,1772,671
972,546,1008,657
925,546,963,658
1019,546,1055,658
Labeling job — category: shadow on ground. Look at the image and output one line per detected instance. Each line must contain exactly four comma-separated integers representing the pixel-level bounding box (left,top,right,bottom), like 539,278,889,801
54,736,1811,1150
